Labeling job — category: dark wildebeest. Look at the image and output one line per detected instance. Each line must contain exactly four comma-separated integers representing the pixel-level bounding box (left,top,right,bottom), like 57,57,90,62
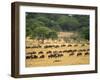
38,51,43,54
26,56,31,59
32,55,38,59
61,44,66,47
39,55,45,58
46,51,52,54
77,53,82,56
84,52,89,56
68,44,72,47
32,51,36,54
69,52,74,56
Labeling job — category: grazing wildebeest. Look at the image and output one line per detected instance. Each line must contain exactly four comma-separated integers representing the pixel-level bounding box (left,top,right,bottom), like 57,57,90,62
38,45,41,48
61,44,66,47
77,53,82,56
55,45,59,48
84,52,89,56
78,49,86,52
32,55,38,59
39,55,45,58
74,44,78,47
38,51,43,54
26,56,31,59
26,46,31,48
68,44,72,47
69,52,74,56
59,51,62,53
48,54,54,58
32,51,36,54
67,50,73,53
72,49,77,52
87,49,90,51
44,45,48,48
46,51,52,54
63,50,68,53
58,54,63,57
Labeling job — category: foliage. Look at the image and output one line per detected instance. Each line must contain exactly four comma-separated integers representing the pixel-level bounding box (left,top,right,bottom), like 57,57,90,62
26,13,89,40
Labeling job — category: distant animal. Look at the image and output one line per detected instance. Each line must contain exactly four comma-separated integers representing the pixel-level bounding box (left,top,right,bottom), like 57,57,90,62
87,49,90,51
74,44,78,47
84,52,89,56
38,51,43,54
39,55,45,58
63,50,68,53
59,51,62,53
55,45,59,48
77,53,82,56
26,46,31,48
72,49,77,52
46,51,52,54
68,44,72,47
26,56,31,59
32,55,38,59
61,44,66,47
69,52,74,56
32,51,36,54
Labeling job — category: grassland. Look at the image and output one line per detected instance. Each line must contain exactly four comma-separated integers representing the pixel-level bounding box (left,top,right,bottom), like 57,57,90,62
25,36,89,67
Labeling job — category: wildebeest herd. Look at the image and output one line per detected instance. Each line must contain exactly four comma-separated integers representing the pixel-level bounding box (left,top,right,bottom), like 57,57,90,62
25,38,90,67
26,43,89,60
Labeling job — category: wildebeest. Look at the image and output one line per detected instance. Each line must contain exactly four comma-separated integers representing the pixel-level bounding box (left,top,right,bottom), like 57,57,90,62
69,52,74,56
46,51,52,54
32,51,36,54
72,49,77,52
84,52,89,56
68,44,72,47
87,49,90,51
32,55,38,59
38,51,43,54
59,51,62,53
67,50,73,53
48,53,63,58
39,55,45,58
55,45,59,48
26,46,31,48
63,50,68,53
26,56,31,59
61,44,66,47
74,44,78,47
77,53,82,56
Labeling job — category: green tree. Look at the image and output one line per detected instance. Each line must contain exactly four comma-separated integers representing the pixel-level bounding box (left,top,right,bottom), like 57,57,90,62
57,15,80,31
33,26,51,43
80,27,89,40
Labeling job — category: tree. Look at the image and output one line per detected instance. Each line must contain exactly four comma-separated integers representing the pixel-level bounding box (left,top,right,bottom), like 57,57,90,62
26,19,46,37
80,27,89,40
57,15,80,31
33,26,51,43
47,30,58,39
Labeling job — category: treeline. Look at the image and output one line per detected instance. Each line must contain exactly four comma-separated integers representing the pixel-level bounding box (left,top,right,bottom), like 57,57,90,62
26,12,89,40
